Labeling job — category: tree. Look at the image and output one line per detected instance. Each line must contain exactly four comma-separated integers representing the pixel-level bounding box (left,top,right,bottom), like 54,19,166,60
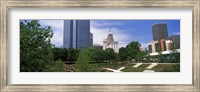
88,48,103,62
75,49,93,72
52,48,67,61
45,59,65,72
104,48,117,62
67,48,79,63
118,47,128,61
20,20,53,72
157,47,164,63
126,41,141,61
135,51,147,61
169,43,180,63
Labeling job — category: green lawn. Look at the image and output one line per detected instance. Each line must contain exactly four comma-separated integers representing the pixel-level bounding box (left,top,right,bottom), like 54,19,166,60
91,63,180,72
121,64,150,72
64,62,180,72
152,64,180,72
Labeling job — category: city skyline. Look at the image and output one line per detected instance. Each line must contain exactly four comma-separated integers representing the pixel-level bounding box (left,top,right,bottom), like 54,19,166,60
38,20,180,48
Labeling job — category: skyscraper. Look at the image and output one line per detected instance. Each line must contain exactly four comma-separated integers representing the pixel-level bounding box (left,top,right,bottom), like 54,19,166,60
169,35,180,49
63,20,91,49
152,23,168,41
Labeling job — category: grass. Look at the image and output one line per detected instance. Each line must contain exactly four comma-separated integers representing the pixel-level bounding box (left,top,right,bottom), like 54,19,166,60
152,64,180,72
121,64,150,72
64,62,127,72
91,62,127,70
91,68,113,72
64,62,180,72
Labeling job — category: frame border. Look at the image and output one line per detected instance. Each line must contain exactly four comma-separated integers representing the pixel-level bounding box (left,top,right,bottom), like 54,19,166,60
1,0,200,91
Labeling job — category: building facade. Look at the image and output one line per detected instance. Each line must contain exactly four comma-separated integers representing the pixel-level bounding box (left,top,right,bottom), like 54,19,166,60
63,20,92,49
148,39,173,53
168,35,180,49
152,23,168,41
92,44,103,50
103,31,119,53
147,22,180,55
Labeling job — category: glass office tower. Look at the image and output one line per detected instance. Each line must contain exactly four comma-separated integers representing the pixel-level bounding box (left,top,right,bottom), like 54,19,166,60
63,20,91,49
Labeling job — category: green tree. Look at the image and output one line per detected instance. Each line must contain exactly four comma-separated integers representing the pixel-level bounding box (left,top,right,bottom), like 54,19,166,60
20,20,53,72
75,49,93,72
169,43,180,63
52,48,67,61
104,48,117,62
157,48,164,63
126,41,141,61
46,59,65,72
135,51,147,61
68,48,79,63
88,48,103,62
118,47,128,61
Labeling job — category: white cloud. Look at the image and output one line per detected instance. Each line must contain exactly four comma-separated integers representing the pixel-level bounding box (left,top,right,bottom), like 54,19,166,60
51,30,63,47
140,43,150,49
118,42,129,48
91,20,123,27
39,20,63,29
39,20,63,47
169,32,180,36
175,32,180,35
90,26,131,48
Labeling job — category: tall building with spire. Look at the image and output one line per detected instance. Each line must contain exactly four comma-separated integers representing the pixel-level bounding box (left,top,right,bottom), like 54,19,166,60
63,20,92,49
103,31,119,53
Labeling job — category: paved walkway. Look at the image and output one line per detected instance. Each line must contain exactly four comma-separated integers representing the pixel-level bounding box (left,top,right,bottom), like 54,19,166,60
103,67,125,72
133,63,142,68
118,67,125,71
143,70,155,72
146,63,158,69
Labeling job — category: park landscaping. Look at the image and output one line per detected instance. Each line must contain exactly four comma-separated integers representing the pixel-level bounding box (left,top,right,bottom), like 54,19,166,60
63,62,180,72
20,20,180,72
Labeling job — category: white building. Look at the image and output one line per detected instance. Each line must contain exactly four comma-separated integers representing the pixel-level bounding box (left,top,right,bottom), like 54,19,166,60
103,31,119,53
148,39,173,53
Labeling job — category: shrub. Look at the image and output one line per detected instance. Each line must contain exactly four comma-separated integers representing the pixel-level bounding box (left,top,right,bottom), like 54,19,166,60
75,49,93,72
45,60,65,72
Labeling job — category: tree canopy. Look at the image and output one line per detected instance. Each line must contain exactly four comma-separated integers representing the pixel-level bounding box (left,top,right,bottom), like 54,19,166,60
118,47,128,61
126,41,141,61
20,20,53,72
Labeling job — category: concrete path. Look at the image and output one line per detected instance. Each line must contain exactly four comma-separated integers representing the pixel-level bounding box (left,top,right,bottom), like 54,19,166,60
118,67,125,71
103,68,122,72
133,63,142,68
103,66,125,72
146,63,158,69
143,70,155,72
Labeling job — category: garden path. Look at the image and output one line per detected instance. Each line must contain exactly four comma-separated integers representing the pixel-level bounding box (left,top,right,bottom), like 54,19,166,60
146,63,158,69
133,63,142,68
103,66,125,72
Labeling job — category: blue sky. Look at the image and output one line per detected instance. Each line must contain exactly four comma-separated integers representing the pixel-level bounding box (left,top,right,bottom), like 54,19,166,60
38,20,180,48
